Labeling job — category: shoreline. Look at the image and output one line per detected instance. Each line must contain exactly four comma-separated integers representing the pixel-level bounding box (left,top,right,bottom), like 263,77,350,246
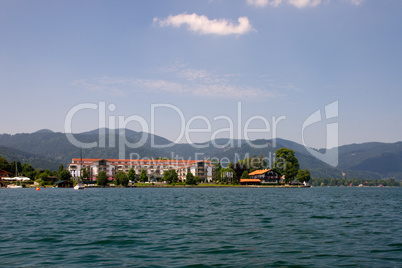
16,184,311,189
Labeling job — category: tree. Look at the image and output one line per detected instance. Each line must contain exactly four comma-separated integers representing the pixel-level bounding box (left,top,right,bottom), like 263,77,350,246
58,164,64,174
212,159,222,171
139,169,148,182
272,148,300,184
81,168,89,179
0,157,11,172
97,171,108,186
38,171,49,180
163,169,178,184
186,172,197,185
195,176,202,184
10,161,22,176
212,159,222,181
236,155,267,174
296,169,311,183
170,169,178,183
115,171,129,187
219,167,237,184
59,169,72,181
162,170,172,183
241,170,250,179
21,163,36,179
128,167,136,182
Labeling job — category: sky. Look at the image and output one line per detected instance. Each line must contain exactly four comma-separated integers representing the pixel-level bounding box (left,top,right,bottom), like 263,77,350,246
1,0,401,149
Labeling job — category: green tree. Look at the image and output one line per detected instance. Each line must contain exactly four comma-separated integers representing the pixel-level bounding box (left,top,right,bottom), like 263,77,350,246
296,169,311,183
195,176,202,183
212,159,222,181
236,155,267,174
38,171,49,180
139,169,148,182
0,157,11,172
21,163,36,179
128,167,136,182
10,161,22,176
163,169,178,184
115,171,129,186
81,168,89,179
212,159,222,171
162,170,172,183
241,170,250,179
272,148,300,184
170,169,178,183
219,167,237,184
59,169,72,181
186,172,197,185
97,171,108,186
58,164,64,174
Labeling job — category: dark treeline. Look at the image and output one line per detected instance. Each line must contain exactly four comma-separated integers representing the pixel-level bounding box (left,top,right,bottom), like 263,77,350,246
311,177,401,187
0,156,71,185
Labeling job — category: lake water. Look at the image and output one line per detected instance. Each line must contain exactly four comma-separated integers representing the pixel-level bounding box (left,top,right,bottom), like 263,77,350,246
1,187,401,267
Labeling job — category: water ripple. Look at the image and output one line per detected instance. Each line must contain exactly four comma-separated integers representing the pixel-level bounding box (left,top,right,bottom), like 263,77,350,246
0,187,401,267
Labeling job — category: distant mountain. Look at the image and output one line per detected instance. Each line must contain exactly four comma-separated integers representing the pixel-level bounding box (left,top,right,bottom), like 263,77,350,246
0,129,400,179
0,145,60,170
336,142,402,179
34,129,54,134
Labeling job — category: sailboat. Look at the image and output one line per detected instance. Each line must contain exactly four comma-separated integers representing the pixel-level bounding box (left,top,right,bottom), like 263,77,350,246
8,162,23,188
74,149,85,190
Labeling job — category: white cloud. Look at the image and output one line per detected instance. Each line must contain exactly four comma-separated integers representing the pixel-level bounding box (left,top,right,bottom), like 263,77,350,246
288,0,321,8
154,13,254,36
247,0,269,7
72,78,127,96
73,67,279,99
248,0,364,8
348,0,364,5
271,0,284,6
247,0,283,7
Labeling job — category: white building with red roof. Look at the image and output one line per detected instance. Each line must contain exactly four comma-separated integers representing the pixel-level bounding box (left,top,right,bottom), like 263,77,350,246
68,158,213,182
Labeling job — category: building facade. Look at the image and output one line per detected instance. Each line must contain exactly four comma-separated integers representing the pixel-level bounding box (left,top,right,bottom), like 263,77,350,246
68,158,213,182
246,169,281,184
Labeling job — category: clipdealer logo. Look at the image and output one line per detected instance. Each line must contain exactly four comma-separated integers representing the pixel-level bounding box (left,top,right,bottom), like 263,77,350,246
302,101,339,167
64,101,339,166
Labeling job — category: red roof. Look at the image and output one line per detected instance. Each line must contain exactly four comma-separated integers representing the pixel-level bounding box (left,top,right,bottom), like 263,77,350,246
240,179,261,183
71,158,211,165
0,169,11,176
248,169,271,176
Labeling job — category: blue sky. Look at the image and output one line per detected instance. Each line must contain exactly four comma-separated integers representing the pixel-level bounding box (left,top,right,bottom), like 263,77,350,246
1,0,401,149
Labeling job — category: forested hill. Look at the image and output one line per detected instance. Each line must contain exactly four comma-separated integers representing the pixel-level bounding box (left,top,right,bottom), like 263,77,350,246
0,129,401,179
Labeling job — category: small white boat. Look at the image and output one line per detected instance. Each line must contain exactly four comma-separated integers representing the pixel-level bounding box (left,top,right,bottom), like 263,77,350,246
74,183,85,190
7,184,22,189
7,163,25,188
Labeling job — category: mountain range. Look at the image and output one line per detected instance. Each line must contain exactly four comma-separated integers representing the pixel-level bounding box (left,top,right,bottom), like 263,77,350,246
0,128,401,180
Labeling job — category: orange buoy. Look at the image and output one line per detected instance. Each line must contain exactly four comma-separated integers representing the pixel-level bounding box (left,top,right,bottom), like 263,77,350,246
36,188,40,191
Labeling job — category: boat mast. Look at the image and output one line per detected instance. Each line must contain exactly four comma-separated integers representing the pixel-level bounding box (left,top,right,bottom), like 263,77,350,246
80,148,83,179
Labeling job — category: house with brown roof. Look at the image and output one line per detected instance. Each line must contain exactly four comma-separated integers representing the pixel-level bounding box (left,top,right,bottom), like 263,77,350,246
0,169,11,178
242,169,281,185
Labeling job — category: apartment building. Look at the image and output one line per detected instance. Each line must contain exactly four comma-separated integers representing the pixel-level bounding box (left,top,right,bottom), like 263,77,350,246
68,158,213,182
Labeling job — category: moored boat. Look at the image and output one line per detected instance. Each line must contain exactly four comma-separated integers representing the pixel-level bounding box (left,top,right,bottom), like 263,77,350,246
74,183,85,190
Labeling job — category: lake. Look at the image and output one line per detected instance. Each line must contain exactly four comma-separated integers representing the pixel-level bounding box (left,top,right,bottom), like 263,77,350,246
1,187,401,267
